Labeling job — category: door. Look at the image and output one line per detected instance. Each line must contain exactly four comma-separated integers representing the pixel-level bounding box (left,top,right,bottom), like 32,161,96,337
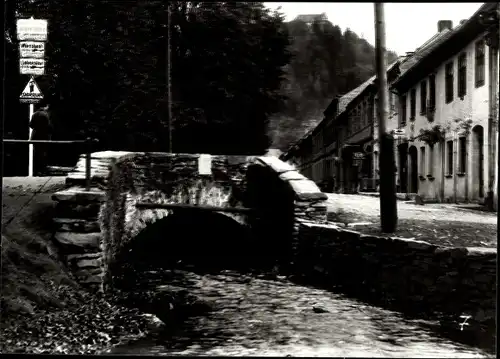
472,126,484,199
398,143,408,193
409,146,418,193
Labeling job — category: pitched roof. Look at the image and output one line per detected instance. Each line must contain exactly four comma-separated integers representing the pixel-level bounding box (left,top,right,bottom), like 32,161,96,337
283,60,399,155
398,29,453,77
393,3,495,90
337,60,399,118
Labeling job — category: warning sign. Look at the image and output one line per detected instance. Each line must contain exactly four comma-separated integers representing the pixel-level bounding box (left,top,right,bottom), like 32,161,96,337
19,77,44,104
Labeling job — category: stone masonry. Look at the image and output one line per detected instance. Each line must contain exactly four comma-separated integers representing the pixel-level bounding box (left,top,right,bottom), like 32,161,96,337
295,221,497,333
51,151,327,291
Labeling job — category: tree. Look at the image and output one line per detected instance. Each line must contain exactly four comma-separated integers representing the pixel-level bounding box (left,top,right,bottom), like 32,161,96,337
170,2,291,154
5,0,291,168
269,17,398,150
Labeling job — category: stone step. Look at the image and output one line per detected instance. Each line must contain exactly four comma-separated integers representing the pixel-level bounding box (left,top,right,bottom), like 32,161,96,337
67,252,102,261
74,267,103,278
53,218,101,233
52,187,106,203
54,201,102,220
78,273,105,284
53,232,101,250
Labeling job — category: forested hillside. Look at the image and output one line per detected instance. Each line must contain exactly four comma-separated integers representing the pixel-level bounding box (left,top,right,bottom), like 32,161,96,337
269,18,398,150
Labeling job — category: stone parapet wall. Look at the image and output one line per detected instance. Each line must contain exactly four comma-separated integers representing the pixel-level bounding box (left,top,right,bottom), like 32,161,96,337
52,151,328,291
296,221,497,329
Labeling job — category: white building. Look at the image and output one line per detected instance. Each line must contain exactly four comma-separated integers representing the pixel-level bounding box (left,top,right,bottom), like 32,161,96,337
390,5,498,206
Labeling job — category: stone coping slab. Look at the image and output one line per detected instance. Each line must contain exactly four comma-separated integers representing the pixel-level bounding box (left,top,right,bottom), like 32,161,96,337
52,186,106,202
302,221,498,253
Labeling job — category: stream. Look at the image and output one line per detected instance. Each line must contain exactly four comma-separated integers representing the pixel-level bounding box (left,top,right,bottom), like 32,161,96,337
109,268,492,357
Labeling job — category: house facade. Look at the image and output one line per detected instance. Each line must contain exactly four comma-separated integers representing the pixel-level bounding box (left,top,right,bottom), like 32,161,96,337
281,3,498,208
391,5,499,206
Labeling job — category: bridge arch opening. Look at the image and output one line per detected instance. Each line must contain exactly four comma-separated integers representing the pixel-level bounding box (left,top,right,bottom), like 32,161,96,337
110,210,256,290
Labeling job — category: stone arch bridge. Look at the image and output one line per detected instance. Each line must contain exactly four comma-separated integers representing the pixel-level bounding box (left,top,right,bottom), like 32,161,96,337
50,152,327,291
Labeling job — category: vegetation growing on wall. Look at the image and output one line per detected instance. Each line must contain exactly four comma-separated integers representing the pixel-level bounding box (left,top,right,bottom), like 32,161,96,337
417,124,447,146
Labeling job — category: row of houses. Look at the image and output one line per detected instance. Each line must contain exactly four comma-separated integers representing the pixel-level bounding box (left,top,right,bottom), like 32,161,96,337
280,3,499,209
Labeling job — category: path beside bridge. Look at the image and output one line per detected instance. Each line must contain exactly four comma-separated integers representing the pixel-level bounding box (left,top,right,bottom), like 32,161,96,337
325,193,497,248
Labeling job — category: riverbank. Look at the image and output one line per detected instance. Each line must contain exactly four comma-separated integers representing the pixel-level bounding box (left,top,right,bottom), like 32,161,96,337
1,177,161,354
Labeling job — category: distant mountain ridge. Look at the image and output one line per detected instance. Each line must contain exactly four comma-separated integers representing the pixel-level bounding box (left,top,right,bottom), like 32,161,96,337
269,16,398,150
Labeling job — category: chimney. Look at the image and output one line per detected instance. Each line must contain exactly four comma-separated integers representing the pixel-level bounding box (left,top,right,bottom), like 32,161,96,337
459,19,467,25
438,20,453,32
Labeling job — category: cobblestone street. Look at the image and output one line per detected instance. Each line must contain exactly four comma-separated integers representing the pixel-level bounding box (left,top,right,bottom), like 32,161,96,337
325,193,497,248
325,193,497,223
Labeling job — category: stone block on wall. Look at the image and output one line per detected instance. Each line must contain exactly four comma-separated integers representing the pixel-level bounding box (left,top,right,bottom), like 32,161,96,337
295,221,497,318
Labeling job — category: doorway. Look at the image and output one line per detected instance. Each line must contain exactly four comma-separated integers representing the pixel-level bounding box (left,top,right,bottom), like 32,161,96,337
408,146,418,193
472,125,484,199
398,143,409,193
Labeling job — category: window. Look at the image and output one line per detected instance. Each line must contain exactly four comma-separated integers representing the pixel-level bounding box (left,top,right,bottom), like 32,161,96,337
389,92,395,112
428,145,434,176
410,88,416,120
400,95,407,125
363,101,369,126
475,39,485,88
429,74,436,110
368,100,374,124
420,147,426,176
420,80,427,114
458,52,467,98
445,61,454,104
447,140,454,175
459,137,467,173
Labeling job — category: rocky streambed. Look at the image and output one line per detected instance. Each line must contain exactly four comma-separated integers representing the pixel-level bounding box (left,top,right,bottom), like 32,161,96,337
108,268,494,357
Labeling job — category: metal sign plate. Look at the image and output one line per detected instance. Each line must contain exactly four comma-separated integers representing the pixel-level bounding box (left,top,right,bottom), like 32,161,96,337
19,41,45,58
19,77,43,104
20,58,45,75
17,18,48,41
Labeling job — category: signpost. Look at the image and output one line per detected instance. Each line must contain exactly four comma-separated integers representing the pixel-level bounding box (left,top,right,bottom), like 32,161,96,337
17,17,48,176
20,77,44,177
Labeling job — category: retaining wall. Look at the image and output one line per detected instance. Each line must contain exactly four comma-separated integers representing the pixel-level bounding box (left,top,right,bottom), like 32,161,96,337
295,221,497,327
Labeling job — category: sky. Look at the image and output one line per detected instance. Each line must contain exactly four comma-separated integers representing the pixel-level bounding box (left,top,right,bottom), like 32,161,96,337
264,2,483,56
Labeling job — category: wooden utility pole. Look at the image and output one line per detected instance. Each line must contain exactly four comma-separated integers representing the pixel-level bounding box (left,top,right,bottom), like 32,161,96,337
374,3,398,232
166,3,173,153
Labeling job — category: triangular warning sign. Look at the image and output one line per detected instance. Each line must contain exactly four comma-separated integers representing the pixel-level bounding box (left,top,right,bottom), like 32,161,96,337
20,76,43,99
